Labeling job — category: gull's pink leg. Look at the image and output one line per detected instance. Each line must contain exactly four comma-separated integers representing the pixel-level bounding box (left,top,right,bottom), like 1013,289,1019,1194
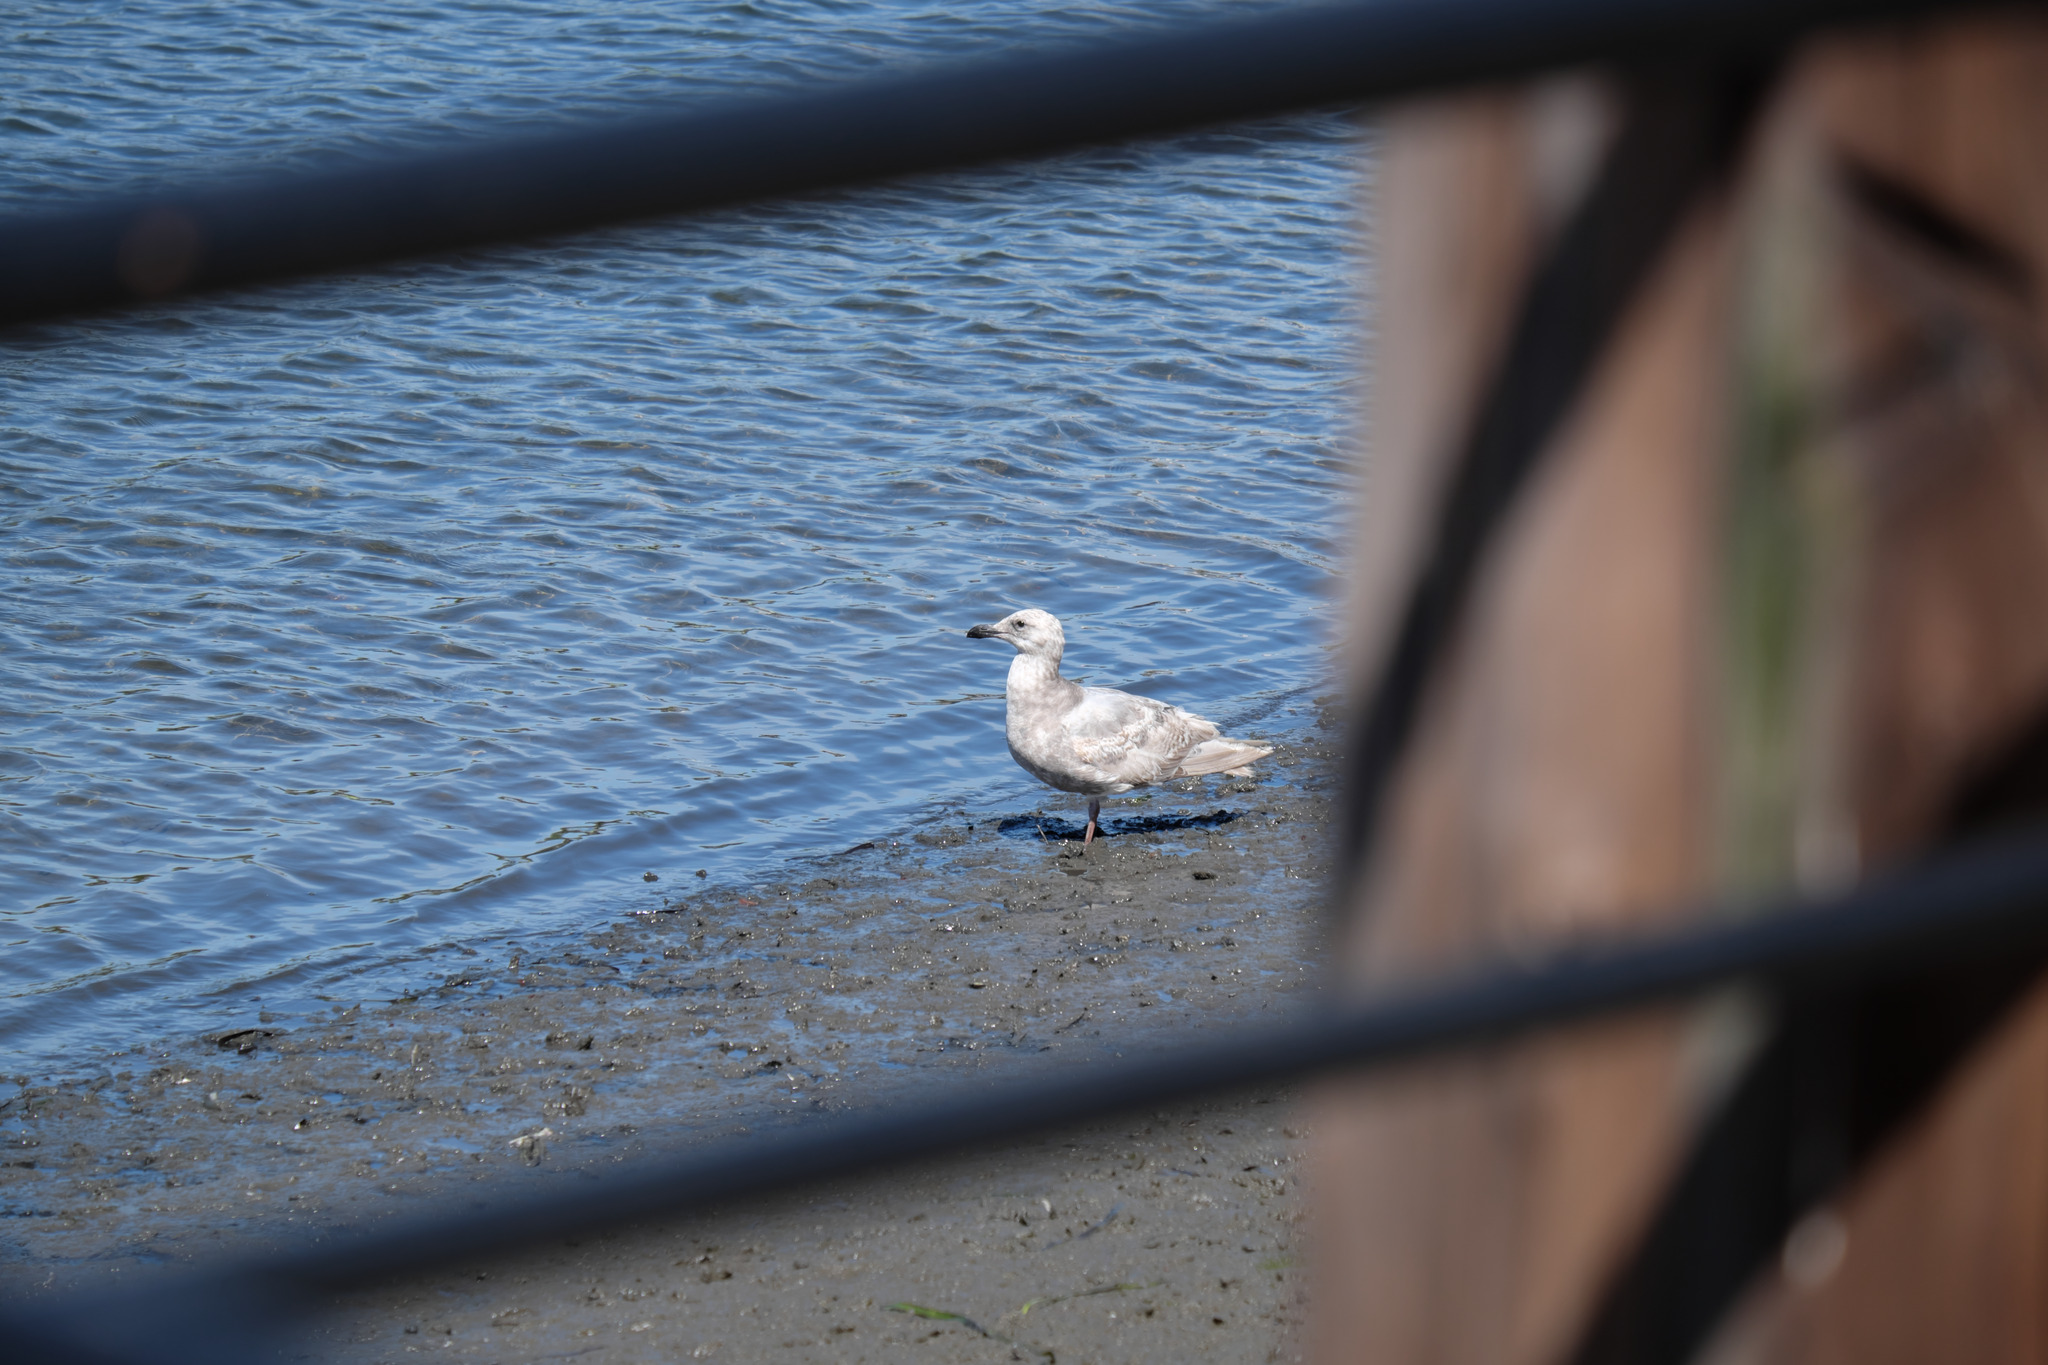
1084,797,1101,846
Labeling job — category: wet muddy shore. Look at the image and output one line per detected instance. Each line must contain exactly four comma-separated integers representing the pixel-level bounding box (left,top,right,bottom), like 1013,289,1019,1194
3,721,1335,1362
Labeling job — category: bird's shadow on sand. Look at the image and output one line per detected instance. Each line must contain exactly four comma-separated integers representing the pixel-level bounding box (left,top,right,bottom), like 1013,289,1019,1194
994,808,1242,842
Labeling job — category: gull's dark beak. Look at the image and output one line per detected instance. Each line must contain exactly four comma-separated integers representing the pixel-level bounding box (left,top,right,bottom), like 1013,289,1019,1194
965,622,1001,639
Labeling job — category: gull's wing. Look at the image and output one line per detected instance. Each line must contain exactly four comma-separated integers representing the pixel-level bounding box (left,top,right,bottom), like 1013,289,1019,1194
1062,685,1219,785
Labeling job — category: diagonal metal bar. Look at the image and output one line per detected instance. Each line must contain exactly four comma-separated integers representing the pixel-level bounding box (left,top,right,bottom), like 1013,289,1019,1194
0,0,2023,327
1561,713,2048,1365
9,823,2048,1365
1563,951,2048,1365
1327,59,1773,903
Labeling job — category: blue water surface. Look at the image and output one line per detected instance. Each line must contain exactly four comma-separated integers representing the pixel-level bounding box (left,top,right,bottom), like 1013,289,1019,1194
0,0,1363,1062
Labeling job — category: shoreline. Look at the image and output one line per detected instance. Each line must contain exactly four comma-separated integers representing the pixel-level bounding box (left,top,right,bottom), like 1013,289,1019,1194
2,709,1335,1361
1,687,1330,1075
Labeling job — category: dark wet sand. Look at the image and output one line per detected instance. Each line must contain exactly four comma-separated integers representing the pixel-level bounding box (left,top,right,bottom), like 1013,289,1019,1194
2,721,1334,1363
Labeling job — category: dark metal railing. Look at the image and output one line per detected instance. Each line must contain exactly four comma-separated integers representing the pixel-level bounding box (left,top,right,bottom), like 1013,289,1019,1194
0,0,1994,326
5,0,2045,1361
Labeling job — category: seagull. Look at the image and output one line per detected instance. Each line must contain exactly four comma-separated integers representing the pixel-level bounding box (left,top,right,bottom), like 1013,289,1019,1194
965,607,1273,845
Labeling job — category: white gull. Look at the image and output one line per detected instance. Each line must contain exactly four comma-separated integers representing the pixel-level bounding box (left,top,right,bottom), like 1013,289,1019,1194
965,607,1273,845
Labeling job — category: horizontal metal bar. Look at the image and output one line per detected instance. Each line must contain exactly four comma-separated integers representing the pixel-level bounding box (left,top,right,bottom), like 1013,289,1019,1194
0,0,2017,328
12,823,2048,1364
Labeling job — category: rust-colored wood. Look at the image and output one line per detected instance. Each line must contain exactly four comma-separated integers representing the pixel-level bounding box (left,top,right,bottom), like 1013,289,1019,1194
1316,80,1732,1365
1711,19,2048,1365
1316,15,2048,1364
1703,977,2048,1365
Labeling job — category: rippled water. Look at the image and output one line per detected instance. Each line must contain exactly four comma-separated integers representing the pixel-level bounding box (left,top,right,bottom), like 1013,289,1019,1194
0,0,1362,1062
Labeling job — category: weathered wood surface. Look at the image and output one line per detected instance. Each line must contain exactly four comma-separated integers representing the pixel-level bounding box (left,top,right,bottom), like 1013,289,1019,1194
1316,15,2048,1363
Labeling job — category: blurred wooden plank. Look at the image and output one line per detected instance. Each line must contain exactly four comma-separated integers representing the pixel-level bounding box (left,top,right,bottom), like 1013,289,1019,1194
1708,17,2048,1364
1316,76,1735,1365
1317,14,2048,1363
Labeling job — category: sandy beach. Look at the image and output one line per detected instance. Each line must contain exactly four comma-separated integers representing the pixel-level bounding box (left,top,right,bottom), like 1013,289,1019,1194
3,714,1335,1362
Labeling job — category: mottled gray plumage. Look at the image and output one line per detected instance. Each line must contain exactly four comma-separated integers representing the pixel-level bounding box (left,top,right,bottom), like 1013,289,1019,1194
965,607,1272,844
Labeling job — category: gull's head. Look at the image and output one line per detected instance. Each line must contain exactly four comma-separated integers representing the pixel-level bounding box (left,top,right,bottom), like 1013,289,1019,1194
965,607,1065,661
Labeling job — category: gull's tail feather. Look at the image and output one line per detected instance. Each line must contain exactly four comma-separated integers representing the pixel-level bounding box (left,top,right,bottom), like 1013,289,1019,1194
1170,737,1273,778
